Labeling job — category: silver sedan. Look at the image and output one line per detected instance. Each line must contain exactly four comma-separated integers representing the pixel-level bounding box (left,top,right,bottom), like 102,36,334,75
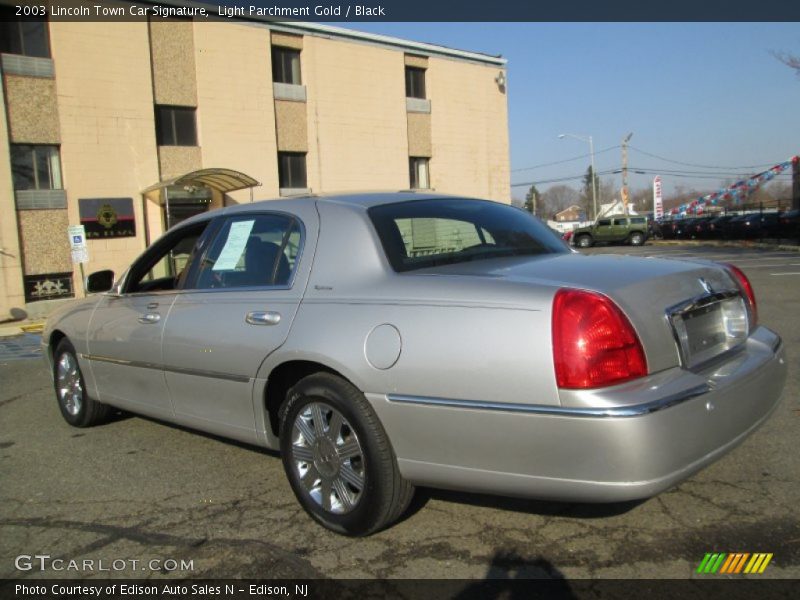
43,193,787,535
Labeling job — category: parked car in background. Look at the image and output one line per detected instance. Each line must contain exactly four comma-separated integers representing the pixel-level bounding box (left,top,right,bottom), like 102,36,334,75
778,209,800,239
676,217,711,240
658,219,679,240
704,215,738,239
43,193,786,535
571,215,649,247
729,212,781,239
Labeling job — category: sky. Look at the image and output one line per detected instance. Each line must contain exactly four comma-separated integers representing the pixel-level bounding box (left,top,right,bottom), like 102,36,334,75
333,22,800,202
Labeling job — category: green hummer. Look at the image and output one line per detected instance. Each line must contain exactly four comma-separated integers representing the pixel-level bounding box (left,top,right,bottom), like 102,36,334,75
571,215,649,248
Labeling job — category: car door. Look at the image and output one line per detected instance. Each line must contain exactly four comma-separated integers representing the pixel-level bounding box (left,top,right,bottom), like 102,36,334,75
85,220,212,418
161,207,318,443
594,219,613,241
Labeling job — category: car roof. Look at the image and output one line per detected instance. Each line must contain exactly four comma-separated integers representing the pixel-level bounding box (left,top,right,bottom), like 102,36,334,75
173,191,487,229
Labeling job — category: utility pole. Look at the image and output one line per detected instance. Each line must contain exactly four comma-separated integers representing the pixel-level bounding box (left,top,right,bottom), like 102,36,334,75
621,132,633,214
558,134,597,220
793,155,800,210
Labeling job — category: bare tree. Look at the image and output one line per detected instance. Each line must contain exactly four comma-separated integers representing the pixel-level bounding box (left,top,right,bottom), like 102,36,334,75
541,185,580,219
771,50,800,78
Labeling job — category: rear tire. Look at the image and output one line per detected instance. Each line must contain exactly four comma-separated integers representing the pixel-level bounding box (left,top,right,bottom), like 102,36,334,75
53,339,111,427
279,373,414,536
576,235,593,248
629,232,645,246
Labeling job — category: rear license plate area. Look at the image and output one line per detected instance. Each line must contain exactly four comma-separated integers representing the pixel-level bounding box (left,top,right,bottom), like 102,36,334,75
669,295,748,369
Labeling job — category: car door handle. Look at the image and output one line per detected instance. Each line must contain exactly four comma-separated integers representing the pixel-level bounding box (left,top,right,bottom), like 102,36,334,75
246,311,281,326
138,313,161,324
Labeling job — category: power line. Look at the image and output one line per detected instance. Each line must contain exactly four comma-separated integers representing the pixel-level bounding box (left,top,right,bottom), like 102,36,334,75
510,145,620,172
511,167,792,188
627,146,785,170
511,168,619,187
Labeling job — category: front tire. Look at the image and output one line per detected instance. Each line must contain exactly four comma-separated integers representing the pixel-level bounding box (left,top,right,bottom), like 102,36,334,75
53,339,111,427
576,234,593,248
279,373,414,536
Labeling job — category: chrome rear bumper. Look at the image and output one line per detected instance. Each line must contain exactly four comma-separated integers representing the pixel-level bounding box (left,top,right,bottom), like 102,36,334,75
372,326,786,501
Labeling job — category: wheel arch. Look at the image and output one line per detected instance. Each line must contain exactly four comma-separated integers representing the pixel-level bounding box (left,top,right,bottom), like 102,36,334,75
264,359,356,438
48,329,68,362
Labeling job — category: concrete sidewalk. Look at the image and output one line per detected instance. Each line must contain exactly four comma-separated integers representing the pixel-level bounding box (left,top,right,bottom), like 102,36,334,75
0,320,44,338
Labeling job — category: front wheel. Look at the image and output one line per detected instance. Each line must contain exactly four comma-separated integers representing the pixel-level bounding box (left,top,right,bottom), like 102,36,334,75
629,232,645,246
279,373,414,536
576,234,593,248
53,339,111,427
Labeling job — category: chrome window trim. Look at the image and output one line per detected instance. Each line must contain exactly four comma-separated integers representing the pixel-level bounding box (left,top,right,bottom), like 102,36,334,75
387,384,711,418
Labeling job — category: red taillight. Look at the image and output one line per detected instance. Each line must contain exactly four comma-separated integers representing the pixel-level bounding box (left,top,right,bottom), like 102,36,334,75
552,289,648,389
724,263,757,326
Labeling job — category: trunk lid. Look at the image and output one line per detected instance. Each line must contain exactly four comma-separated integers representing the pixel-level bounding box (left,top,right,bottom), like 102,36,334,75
410,252,746,374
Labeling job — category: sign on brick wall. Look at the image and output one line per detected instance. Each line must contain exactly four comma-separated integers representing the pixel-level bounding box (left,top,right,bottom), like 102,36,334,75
79,198,136,238
24,272,74,303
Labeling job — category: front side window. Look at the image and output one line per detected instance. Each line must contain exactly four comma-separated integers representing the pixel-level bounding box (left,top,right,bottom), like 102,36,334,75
195,214,301,289
597,219,611,227
272,46,301,84
10,145,62,190
405,66,426,99
124,222,209,294
155,106,197,146
409,157,429,189
0,9,50,58
369,198,569,272
278,152,307,189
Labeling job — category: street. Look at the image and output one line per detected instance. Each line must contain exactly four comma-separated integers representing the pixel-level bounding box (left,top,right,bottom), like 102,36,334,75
1,244,798,583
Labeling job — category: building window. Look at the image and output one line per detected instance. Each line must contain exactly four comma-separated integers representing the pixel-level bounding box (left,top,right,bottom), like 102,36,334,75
405,67,426,99
0,9,50,58
409,157,430,189
278,152,307,189
272,46,301,85
10,145,62,190
155,106,198,146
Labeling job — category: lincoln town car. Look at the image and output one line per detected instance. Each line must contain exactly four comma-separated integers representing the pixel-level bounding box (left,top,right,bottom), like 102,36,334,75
43,193,787,535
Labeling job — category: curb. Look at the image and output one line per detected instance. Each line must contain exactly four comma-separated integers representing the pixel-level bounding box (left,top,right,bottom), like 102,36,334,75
650,240,800,252
0,321,45,338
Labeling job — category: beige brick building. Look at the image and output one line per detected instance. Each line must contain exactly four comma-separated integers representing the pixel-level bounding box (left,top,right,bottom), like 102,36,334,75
0,10,510,320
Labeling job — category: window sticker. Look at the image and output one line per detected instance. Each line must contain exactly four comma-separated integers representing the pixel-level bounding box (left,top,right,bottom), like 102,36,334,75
213,220,255,271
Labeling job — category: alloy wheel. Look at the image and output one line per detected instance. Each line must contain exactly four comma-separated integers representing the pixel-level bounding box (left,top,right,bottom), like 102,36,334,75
57,352,83,416
290,402,365,514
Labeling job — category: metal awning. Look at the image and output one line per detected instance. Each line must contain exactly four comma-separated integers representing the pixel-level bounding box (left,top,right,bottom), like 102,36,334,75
142,168,261,195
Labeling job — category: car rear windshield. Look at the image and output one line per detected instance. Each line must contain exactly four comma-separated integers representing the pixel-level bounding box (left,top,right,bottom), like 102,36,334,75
368,198,569,272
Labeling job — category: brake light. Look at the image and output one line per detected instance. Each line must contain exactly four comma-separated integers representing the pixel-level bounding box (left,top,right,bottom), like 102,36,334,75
724,263,757,326
552,289,648,389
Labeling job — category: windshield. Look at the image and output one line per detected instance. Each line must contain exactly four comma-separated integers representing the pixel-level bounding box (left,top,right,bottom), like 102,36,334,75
368,198,569,272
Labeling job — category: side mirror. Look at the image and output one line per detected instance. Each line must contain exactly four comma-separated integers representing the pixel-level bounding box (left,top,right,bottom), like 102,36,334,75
86,270,115,294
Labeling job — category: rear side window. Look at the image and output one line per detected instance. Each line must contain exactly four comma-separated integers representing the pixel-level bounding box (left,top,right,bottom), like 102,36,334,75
630,217,646,224
369,198,568,272
194,214,301,289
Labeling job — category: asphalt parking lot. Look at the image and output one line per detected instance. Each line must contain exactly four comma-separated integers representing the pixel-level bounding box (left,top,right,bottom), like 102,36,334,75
1,243,798,584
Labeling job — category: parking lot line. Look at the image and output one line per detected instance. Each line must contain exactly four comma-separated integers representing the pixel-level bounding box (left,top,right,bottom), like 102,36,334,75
770,272,800,276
